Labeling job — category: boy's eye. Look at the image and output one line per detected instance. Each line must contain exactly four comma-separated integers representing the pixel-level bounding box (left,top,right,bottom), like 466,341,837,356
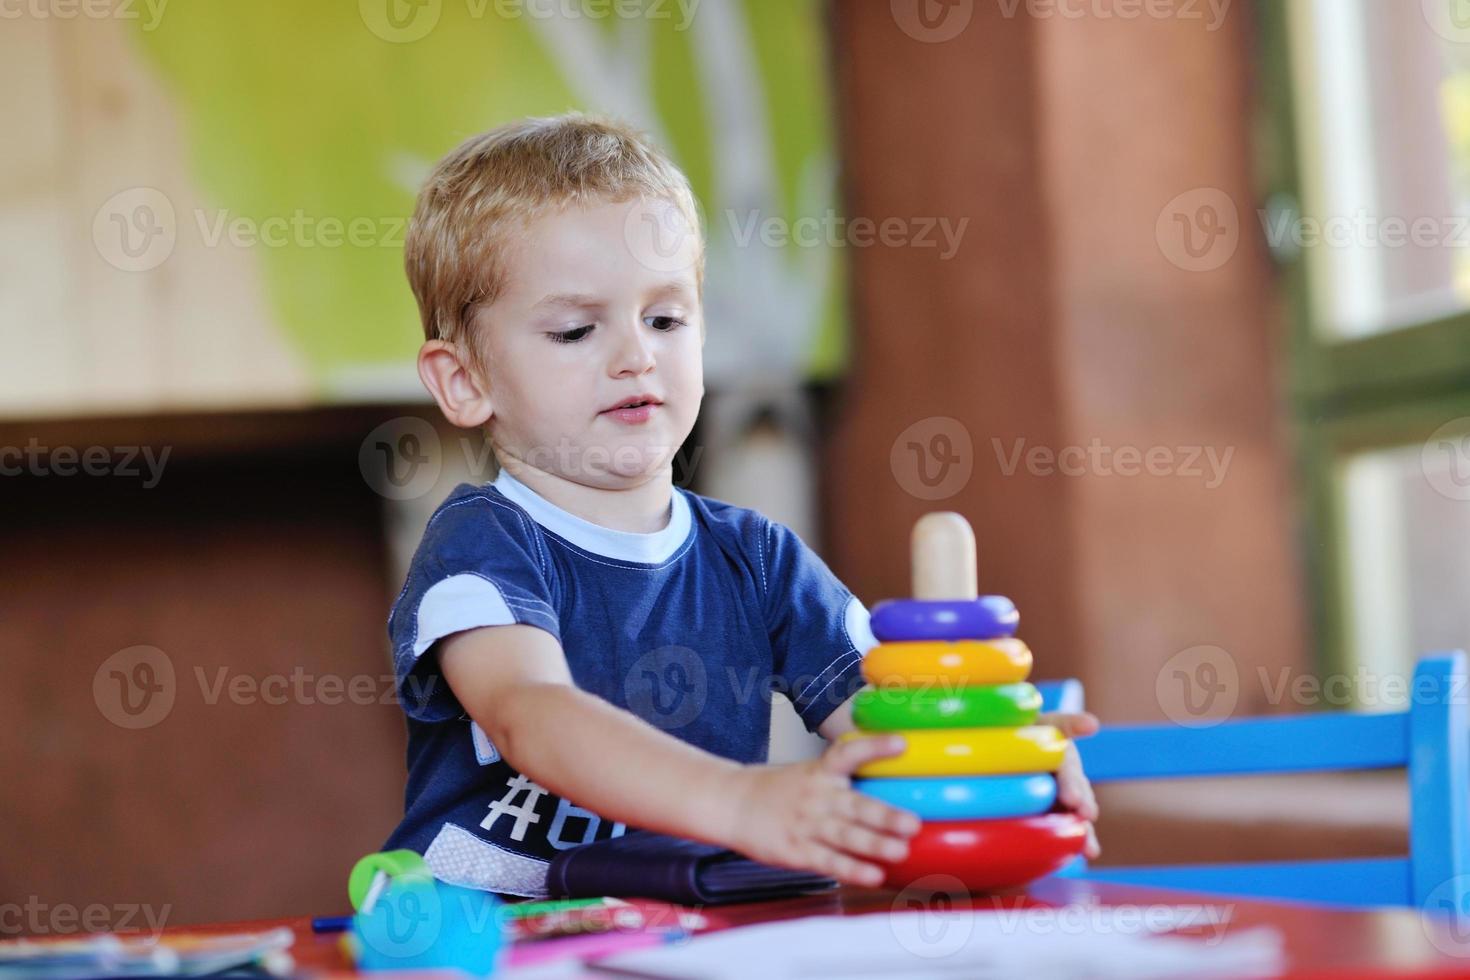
549,324,595,344
646,315,686,332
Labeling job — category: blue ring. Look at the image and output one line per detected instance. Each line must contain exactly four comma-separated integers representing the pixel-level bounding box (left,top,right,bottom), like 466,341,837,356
870,597,1019,642
854,773,1056,820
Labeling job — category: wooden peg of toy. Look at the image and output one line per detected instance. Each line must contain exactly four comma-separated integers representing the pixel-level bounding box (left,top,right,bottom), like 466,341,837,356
912,512,977,601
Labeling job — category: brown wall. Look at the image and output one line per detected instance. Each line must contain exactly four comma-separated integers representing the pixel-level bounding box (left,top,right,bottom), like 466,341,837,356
1,411,407,929
825,1,1310,722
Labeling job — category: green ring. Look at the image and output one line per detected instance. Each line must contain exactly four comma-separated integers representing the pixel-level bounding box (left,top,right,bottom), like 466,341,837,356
852,682,1042,731
348,849,431,911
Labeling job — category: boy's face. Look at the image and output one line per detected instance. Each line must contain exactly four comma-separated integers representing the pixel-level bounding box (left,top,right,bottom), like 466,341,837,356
472,197,704,487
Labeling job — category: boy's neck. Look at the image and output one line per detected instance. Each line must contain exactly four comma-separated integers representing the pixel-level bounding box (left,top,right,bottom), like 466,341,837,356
495,458,674,534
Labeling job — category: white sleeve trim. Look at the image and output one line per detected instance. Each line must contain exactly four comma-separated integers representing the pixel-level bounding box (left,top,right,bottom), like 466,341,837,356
845,595,880,656
411,573,518,659
470,722,502,765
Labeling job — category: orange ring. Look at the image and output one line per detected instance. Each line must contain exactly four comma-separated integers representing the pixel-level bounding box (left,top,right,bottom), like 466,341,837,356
861,639,1032,687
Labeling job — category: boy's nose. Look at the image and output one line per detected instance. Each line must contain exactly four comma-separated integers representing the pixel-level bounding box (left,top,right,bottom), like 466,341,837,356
609,323,656,376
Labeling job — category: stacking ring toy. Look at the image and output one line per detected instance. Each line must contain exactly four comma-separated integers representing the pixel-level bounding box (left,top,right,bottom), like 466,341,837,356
870,596,1019,643
854,773,1056,820
846,725,1067,777
853,682,1041,730
349,849,432,910
882,813,1087,892
861,639,1032,687
349,852,502,975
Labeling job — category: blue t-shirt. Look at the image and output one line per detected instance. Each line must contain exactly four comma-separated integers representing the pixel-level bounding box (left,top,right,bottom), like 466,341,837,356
381,469,876,897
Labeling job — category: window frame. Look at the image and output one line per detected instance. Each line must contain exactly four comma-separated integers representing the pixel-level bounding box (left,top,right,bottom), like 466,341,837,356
1258,0,1470,683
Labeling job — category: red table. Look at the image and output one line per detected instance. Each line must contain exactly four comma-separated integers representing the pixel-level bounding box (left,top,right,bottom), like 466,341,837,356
152,879,1470,977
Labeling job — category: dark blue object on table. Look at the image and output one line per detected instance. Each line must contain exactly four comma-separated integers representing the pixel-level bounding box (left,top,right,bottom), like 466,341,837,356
545,830,836,905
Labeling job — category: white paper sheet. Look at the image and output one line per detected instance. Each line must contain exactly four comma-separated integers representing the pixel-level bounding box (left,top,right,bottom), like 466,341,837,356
589,906,1285,980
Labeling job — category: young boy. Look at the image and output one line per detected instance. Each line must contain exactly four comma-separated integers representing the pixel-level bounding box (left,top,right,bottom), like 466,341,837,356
382,113,1099,898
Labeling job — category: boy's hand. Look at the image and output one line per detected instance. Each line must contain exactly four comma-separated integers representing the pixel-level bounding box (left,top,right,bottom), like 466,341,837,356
724,735,921,888
1037,710,1101,859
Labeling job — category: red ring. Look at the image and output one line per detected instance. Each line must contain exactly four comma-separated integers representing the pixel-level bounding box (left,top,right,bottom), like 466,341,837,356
883,813,1088,892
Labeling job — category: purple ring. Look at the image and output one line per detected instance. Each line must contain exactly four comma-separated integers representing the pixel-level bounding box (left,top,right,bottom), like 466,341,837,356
869,596,1019,642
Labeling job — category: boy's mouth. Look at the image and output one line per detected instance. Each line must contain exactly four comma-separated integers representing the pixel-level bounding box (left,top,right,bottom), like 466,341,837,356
600,394,664,424
600,394,663,413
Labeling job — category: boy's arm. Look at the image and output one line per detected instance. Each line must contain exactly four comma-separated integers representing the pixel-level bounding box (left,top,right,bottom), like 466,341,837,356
816,693,858,741
439,624,920,886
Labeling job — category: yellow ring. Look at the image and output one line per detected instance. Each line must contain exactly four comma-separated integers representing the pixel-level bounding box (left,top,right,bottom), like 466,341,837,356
861,639,1032,687
845,725,1068,777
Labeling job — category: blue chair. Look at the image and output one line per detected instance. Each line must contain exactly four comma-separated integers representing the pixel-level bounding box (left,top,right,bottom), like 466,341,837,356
1035,678,1085,715
1037,653,1469,910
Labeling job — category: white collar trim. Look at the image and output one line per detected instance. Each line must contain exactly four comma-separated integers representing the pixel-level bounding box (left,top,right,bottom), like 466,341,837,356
491,469,692,564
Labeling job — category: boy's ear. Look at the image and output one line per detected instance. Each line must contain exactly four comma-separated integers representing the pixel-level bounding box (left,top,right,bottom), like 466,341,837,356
418,340,493,429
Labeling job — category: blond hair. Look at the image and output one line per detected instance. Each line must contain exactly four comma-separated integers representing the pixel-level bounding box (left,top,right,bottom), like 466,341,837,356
404,112,704,358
